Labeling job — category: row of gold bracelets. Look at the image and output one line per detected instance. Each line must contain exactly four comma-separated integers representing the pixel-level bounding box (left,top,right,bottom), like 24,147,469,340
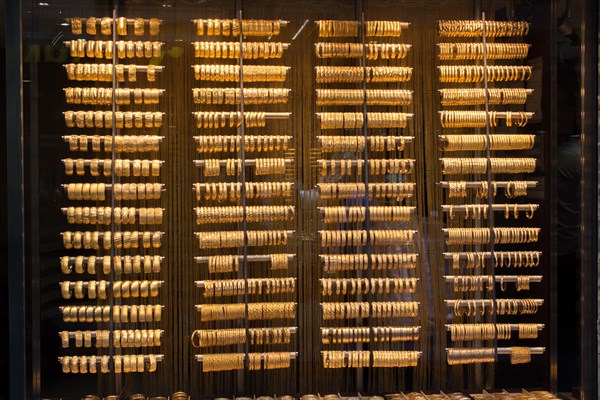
319,112,410,129
319,229,415,247
322,326,420,344
195,205,294,224
445,227,540,245
65,183,161,201
319,159,415,176
441,157,536,174
192,88,289,105
309,351,420,369
66,135,161,152
111,280,162,298
447,203,536,220
320,277,418,296
62,230,163,250
60,255,161,275
202,278,296,297
373,351,420,368
451,275,494,292
316,89,413,106
195,135,290,153
321,253,418,272
64,206,163,225
207,255,238,274
438,43,529,60
510,347,532,364
192,327,292,347
64,110,163,128
319,135,406,152
195,182,293,201
322,351,369,368
193,41,285,59
203,158,286,177
322,301,420,320
317,182,414,200
64,158,161,177
316,20,358,37
64,87,158,105
446,180,529,198
60,329,162,348
440,88,529,105
64,63,158,82
68,39,163,59
452,299,540,317
194,111,266,128
315,42,410,59
315,66,413,83
205,254,288,274
439,65,532,83
197,230,289,249
441,134,535,151
196,19,281,37
440,110,530,128
365,20,405,37
204,352,291,372
199,302,296,322
61,354,158,374
321,205,412,223
450,323,512,341
62,304,162,323
69,17,160,36
495,251,541,268
61,280,109,299
446,348,495,365
193,64,288,82
438,20,529,37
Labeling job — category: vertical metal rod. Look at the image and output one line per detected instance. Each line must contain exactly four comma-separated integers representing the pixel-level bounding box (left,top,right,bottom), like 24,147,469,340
359,12,374,373
481,13,498,389
110,8,118,393
6,0,26,398
238,8,251,378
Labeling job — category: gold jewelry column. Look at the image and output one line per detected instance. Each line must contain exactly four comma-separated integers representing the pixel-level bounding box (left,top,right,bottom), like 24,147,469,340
191,18,297,373
315,19,421,370
59,16,165,375
437,19,545,367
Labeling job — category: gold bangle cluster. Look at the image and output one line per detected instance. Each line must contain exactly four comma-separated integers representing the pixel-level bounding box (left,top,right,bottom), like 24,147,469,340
196,19,281,37
438,43,529,60
316,89,412,106
320,278,417,296
438,20,529,37
193,64,287,82
193,41,284,59
65,135,161,153
199,302,296,322
440,88,529,105
64,110,163,128
197,230,288,249
316,66,412,83
195,135,290,153
321,327,419,344
317,182,414,200
195,182,293,201
439,65,532,83
202,278,295,297
441,157,536,174
442,134,535,151
69,39,163,59
194,111,266,128
320,229,415,247
445,227,540,245
192,88,289,105
322,301,419,320
321,253,418,272
195,205,294,224
447,348,495,365
320,205,412,223
69,17,160,36
319,135,406,152
64,63,157,82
